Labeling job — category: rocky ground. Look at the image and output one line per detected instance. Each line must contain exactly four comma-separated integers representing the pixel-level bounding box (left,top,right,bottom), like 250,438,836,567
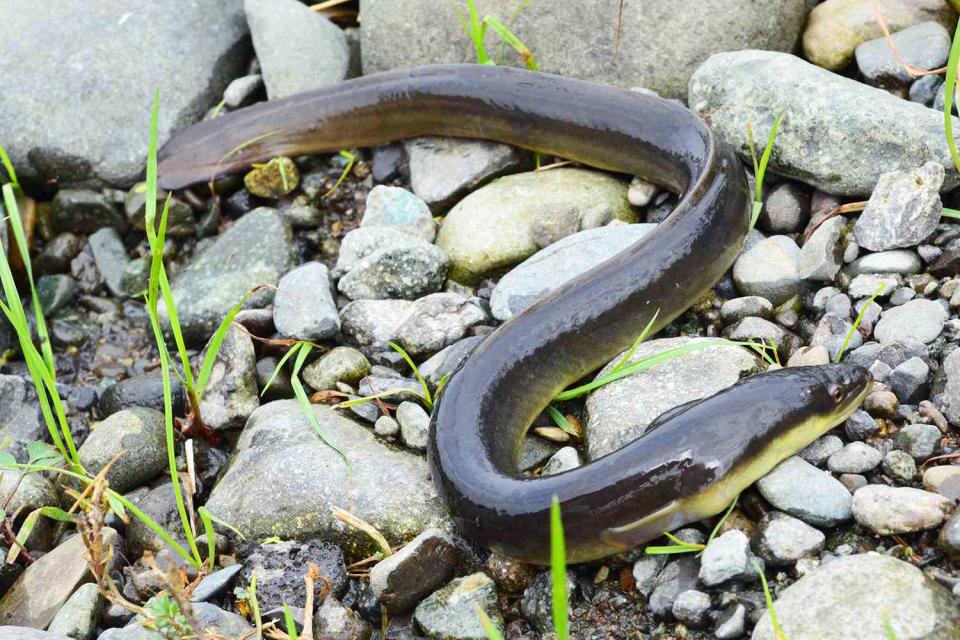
3,0,960,639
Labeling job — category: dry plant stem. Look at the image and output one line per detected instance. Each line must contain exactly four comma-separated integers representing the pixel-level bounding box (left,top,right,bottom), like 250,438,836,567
331,507,392,557
873,0,947,77
534,160,574,172
309,0,351,10
300,562,322,640
802,201,868,242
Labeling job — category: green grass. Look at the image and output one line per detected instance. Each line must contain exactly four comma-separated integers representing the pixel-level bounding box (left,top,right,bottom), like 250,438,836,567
755,561,786,640
644,494,739,555
945,16,960,174
835,284,885,363
455,0,539,70
747,110,787,230
550,496,570,640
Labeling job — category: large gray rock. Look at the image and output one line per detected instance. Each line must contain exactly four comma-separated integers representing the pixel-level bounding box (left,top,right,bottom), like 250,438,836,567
0,375,43,463
0,2,248,187
205,401,449,556
245,0,349,100
852,485,953,535
689,50,960,196
751,553,960,639
361,0,808,100
874,299,947,344
77,408,167,493
584,338,758,459
162,208,295,346
0,629,71,640
490,224,656,321
435,168,634,284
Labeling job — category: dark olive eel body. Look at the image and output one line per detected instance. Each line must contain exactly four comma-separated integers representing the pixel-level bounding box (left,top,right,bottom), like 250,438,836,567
158,65,871,564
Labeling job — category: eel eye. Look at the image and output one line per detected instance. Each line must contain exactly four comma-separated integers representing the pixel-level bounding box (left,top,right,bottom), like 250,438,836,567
829,384,844,403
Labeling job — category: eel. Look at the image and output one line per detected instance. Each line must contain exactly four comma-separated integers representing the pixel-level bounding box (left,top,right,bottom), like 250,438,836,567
157,64,871,564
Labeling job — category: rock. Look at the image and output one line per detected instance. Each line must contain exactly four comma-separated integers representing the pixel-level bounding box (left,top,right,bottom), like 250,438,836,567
757,457,853,527
205,401,449,555
912,73,944,106
810,312,860,361
939,509,960,560
0,375,43,463
405,137,528,212
361,185,436,242
584,337,757,459
489,224,656,320
827,442,883,474
803,0,956,71
163,208,295,346
874,299,947,344
0,473,59,552
191,564,244,603
369,528,458,614
631,555,668,598
486,554,538,594
752,553,960,639
852,485,953,534
888,357,930,403
732,235,800,305
799,434,843,467
722,317,801,362
753,512,825,567
338,241,449,301
628,178,659,207
105,602,250,640
845,250,923,276
0,629,71,640
87,228,129,298
894,423,942,460
339,299,415,350
413,573,501,640
302,347,371,391
396,401,430,451
720,296,774,324
435,168,633,283
98,374,185,418
393,293,486,358
245,0,348,99
0,3,248,186
854,163,943,251
334,227,428,278
35,232,83,275
124,482,186,557
847,273,902,299
238,539,347,612
715,603,747,640
223,74,264,109
36,274,77,316
273,263,340,340
798,217,845,281
855,22,951,86
923,465,960,500
787,345,831,367
942,348,960,425
689,50,960,196
699,530,762,586
520,570,574,634
0,529,117,629
313,596,372,640
542,447,581,476
125,187,196,237
882,450,917,484
77,408,166,493
648,555,700,618
361,0,808,100
418,336,484,389
672,590,711,629
760,182,810,233
197,324,259,431
243,157,299,199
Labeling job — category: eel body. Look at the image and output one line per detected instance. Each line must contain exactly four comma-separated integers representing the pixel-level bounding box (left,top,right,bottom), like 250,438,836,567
157,65,870,563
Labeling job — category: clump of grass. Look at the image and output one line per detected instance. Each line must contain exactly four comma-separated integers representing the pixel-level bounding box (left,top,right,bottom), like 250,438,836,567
455,0,539,71
326,341,433,414
746,110,787,230
644,494,739,556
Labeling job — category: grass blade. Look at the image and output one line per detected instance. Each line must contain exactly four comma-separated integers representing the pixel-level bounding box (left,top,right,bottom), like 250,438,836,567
945,17,960,173
388,341,431,409
476,604,504,640
260,344,300,398
549,496,569,640
835,284,885,362
290,344,350,469
756,561,786,640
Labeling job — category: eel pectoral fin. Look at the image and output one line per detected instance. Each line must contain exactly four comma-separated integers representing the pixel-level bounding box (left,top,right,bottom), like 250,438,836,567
599,499,683,550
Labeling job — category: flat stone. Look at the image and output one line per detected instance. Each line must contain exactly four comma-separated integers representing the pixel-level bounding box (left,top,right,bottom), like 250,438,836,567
0,629,71,640
301,347,371,391
245,0,348,100
855,22,951,87
338,241,449,301
273,262,339,341
689,50,960,196
0,3,248,186
894,423,941,460
435,168,633,284
874,299,947,344
845,250,923,276
584,337,757,459
827,442,883,474
752,553,960,639
720,296,774,324
852,485,953,535
361,0,808,100
757,456,853,527
204,401,449,556
392,293,486,358
77,408,166,493
162,208,295,346
87,228,129,298
490,224,656,320
733,235,801,305
0,530,116,629
369,528,458,614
